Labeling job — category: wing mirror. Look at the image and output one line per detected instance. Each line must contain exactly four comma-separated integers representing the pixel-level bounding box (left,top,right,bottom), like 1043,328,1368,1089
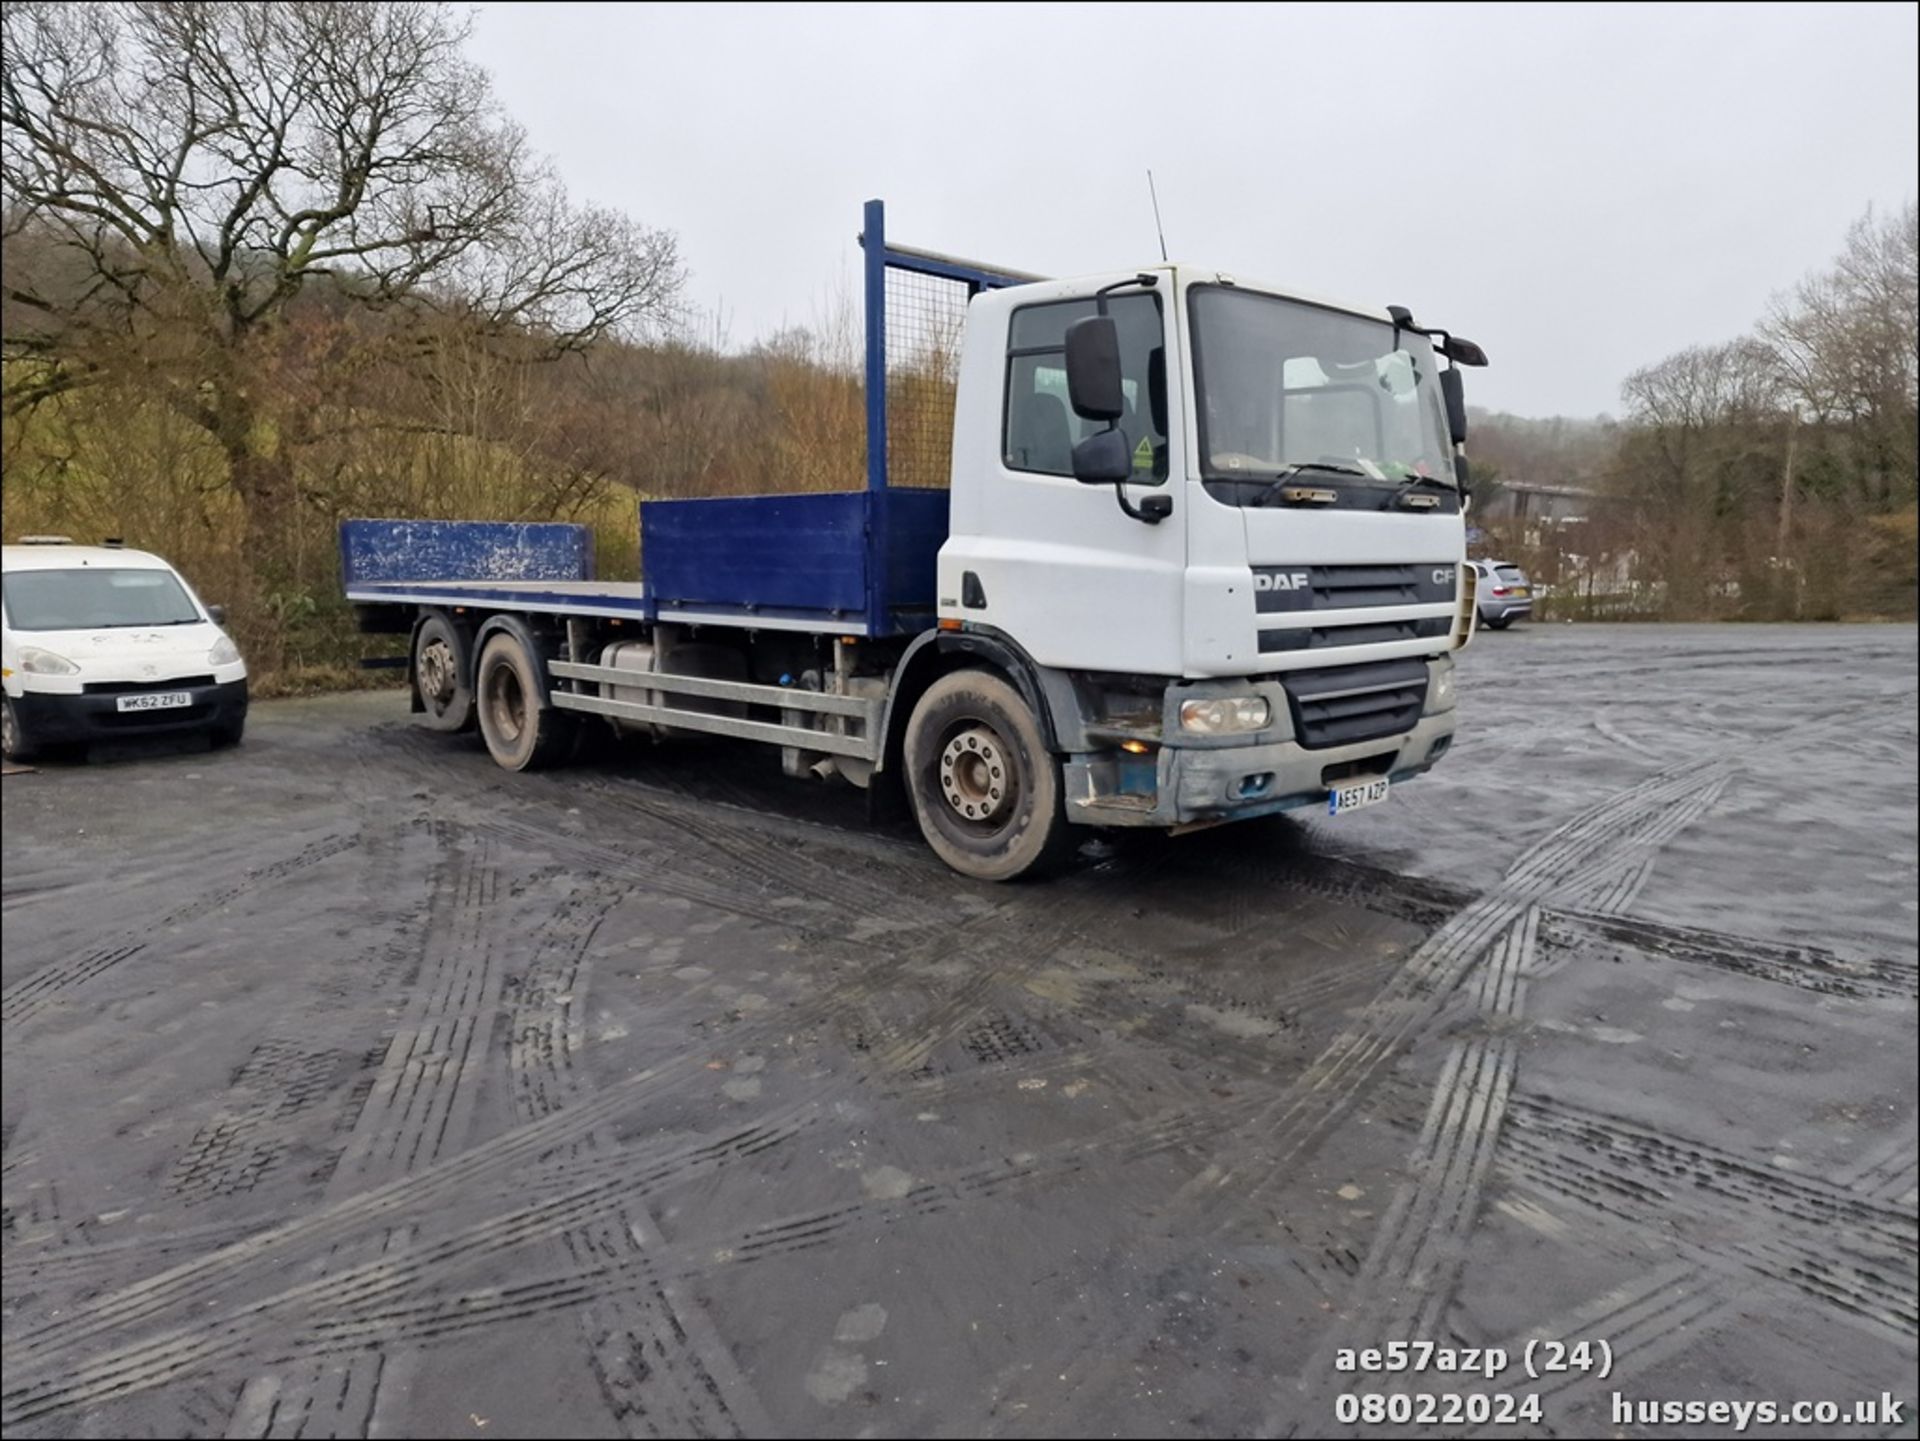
207,604,228,626
1064,316,1125,421
1441,369,1469,447
1070,427,1131,485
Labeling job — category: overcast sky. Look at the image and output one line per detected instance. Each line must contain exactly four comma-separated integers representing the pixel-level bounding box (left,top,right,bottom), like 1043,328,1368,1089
466,2,1917,419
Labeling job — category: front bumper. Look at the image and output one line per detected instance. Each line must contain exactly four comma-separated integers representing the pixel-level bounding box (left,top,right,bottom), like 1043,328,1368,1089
11,679,248,744
1062,675,1457,829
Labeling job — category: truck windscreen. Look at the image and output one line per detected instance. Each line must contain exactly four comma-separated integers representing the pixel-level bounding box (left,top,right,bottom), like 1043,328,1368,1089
1189,286,1457,506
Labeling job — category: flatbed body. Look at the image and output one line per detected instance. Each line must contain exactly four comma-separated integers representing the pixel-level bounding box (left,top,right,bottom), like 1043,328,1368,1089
342,487,950,638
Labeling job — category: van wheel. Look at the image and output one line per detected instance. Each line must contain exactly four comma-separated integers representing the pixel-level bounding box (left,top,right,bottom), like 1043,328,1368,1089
904,669,1072,882
2,698,35,762
210,715,246,749
414,611,475,732
475,631,574,771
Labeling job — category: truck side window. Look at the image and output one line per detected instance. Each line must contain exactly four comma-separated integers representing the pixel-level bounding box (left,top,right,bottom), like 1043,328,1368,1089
1003,293,1167,482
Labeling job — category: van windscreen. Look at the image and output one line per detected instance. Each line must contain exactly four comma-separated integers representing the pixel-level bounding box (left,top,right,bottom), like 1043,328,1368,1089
3,568,202,631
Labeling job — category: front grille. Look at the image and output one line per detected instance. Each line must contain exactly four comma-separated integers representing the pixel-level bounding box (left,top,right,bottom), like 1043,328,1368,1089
1259,616,1452,653
1321,752,1397,785
83,675,215,695
1254,563,1455,616
1283,659,1428,750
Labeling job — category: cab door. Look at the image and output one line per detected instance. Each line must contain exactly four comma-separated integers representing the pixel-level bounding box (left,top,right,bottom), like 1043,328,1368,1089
940,281,1188,675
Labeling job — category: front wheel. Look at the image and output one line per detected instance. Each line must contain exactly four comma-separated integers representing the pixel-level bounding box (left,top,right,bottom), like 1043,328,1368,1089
2,697,35,762
903,669,1072,882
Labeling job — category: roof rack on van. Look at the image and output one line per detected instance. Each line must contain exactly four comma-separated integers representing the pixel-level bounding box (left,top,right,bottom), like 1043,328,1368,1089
18,535,75,545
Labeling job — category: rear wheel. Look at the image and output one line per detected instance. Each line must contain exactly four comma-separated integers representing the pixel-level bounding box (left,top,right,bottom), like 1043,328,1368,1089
1483,614,1512,630
904,669,1071,882
413,611,475,732
475,631,574,771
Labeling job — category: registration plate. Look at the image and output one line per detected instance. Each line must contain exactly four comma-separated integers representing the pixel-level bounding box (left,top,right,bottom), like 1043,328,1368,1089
116,691,192,713
1328,775,1390,815
1509,586,1530,597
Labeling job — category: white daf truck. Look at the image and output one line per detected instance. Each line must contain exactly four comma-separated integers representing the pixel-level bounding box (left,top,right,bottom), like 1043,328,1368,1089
342,200,1484,881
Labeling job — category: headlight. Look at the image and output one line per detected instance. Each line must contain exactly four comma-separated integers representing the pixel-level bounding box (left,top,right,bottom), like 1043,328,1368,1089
1430,662,1456,711
18,645,80,676
208,634,242,666
1179,696,1271,734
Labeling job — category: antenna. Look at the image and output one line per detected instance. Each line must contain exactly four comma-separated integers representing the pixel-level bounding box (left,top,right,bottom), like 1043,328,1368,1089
1146,169,1169,263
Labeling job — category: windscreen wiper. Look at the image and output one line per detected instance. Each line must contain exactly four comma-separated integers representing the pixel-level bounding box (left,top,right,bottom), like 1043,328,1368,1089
1251,461,1369,507
1387,473,1459,510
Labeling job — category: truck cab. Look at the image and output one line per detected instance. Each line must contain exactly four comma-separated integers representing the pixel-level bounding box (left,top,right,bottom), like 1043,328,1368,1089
934,266,1472,847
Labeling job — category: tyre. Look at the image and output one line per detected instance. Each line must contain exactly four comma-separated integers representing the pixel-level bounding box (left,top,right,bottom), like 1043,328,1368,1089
903,669,1072,882
475,630,574,772
209,714,246,749
1481,614,1510,630
413,611,475,732
2,697,35,762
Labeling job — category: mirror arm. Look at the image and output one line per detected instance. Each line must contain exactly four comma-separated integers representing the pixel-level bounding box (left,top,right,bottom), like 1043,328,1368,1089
1113,480,1168,524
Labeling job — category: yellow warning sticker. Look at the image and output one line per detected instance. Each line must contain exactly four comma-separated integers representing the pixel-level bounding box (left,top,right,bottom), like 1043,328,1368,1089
1132,437,1154,472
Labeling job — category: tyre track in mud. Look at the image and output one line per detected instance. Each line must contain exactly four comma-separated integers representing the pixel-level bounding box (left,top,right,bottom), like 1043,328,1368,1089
1271,727,1885,1429
218,825,566,1438
328,825,506,1187
1273,908,1538,1433
498,878,773,1440
6,825,514,1411
474,796,1409,1105
397,716,1475,1135
1000,757,1735,1427
10,770,1079,1432
4,828,427,1322
8,1080,1286,1424
20,936,1387,1428
1837,1131,1920,1207
1501,1095,1918,1346
1540,906,1916,1001
5,890,956,1404
2,1108,820,1425
1204,760,1732,1231
0,831,361,1032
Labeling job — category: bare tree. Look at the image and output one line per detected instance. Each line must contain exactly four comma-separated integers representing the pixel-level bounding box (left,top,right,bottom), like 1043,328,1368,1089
1760,201,1918,507
2,0,681,558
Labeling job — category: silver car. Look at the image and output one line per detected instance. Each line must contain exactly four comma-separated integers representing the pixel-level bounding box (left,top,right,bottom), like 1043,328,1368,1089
1471,559,1533,629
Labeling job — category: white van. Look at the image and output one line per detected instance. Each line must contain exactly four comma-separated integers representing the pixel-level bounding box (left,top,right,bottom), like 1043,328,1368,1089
1,539,248,760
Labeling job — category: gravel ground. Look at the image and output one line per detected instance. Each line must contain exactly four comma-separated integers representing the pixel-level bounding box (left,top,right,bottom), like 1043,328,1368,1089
3,623,1915,1439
